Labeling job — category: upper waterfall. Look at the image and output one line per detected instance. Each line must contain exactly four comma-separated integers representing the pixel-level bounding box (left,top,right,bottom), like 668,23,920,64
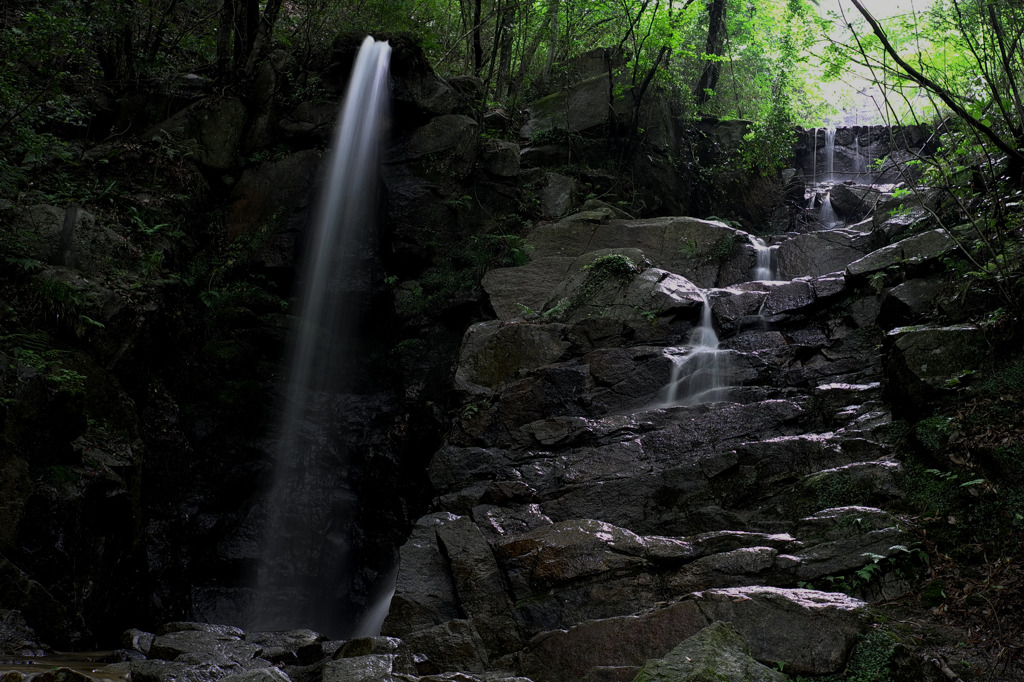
252,36,392,636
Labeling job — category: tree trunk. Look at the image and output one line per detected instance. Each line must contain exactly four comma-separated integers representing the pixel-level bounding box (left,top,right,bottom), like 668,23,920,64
216,0,234,83
495,2,515,99
473,0,484,74
693,0,727,107
244,0,284,76
541,0,559,85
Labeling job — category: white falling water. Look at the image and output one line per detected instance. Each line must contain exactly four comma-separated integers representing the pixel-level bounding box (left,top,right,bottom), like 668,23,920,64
812,128,819,181
662,291,728,405
749,235,779,281
253,36,392,635
824,127,836,182
819,191,838,228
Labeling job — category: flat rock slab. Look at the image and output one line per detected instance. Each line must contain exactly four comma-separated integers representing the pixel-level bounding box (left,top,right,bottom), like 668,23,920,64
846,228,954,279
524,216,754,287
777,231,867,280
516,601,709,682
884,324,986,407
482,257,578,320
692,586,868,674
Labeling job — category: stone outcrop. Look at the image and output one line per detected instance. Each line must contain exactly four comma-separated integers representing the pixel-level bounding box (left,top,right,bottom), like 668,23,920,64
376,155,956,679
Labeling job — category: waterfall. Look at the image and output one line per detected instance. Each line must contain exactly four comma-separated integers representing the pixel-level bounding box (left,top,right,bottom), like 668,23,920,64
252,36,392,636
749,235,779,281
818,191,838,228
811,128,818,181
824,127,836,182
662,291,728,405
852,134,862,175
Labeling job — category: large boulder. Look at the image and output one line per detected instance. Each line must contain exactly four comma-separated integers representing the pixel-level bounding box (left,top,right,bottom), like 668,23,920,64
520,72,625,140
691,587,868,675
884,324,987,411
455,321,572,395
776,231,869,280
846,228,955,280
514,601,708,682
876,277,945,328
829,185,881,222
522,215,754,288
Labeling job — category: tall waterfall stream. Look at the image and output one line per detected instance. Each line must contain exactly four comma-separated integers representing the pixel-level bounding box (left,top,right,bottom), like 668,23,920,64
252,36,392,636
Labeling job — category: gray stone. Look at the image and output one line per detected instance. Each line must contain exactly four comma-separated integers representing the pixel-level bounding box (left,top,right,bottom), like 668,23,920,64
846,228,955,279
884,324,986,406
482,140,521,178
322,656,398,682
792,505,911,580
776,232,867,280
123,627,155,656
524,216,752,288
455,321,572,395
0,609,47,657
245,630,325,665
877,277,944,328
633,621,786,682
759,280,815,318
435,516,523,655
692,587,868,674
496,519,648,592
397,71,462,116
383,513,463,637
332,637,417,676
540,173,576,219
129,660,227,682
521,73,623,140
403,620,490,674
149,628,259,665
875,205,931,243
225,151,320,239
388,115,480,178
483,257,578,320
12,204,133,277
216,670,292,682
829,184,881,222
516,601,708,682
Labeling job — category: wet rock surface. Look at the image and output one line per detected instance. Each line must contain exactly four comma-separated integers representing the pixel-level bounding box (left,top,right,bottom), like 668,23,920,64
373,164,953,680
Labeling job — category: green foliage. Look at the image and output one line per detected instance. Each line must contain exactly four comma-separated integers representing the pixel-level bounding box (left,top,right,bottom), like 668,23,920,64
582,253,643,282
739,71,797,176
799,544,929,599
2,334,87,396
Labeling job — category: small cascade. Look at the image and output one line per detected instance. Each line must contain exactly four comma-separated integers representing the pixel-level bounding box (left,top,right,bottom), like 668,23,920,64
852,134,862,175
253,36,392,636
749,235,779,281
662,292,728,405
824,127,836,182
818,191,838,228
811,128,818,181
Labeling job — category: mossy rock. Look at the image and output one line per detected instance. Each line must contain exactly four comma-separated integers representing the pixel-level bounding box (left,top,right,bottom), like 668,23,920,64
632,621,786,682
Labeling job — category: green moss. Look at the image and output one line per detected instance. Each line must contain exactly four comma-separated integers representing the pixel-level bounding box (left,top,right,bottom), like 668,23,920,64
844,629,898,682
582,253,643,282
